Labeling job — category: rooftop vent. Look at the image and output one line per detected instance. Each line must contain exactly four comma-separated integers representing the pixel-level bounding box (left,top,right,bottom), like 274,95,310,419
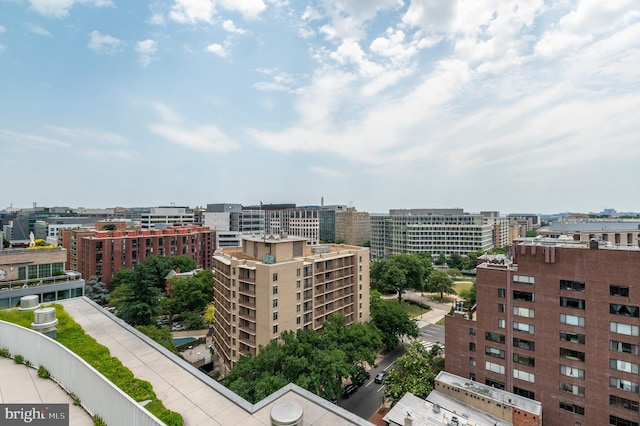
270,401,303,426
31,307,58,338
18,295,40,311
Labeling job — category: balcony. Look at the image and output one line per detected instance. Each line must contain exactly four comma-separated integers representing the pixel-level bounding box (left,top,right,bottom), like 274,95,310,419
0,272,82,292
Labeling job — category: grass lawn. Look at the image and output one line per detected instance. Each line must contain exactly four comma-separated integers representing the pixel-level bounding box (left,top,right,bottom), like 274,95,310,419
382,298,429,317
453,280,474,294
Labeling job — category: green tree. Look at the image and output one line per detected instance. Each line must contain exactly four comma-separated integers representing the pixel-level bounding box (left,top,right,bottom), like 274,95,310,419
383,342,437,405
110,268,137,290
106,282,132,312
85,275,109,305
2,235,9,248
169,270,213,314
170,255,197,274
102,223,117,230
203,303,215,327
526,230,538,237
371,253,430,303
182,310,204,329
447,252,465,270
135,256,175,291
370,260,396,294
370,293,419,351
427,270,456,303
120,267,161,326
446,268,461,278
436,251,446,266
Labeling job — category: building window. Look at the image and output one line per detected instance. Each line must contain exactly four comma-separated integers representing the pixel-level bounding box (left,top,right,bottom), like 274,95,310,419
485,346,505,359
486,332,505,344
469,342,476,352
559,400,584,415
609,416,639,426
611,304,640,318
560,279,585,292
560,348,585,362
485,361,505,375
469,357,476,366
560,365,585,380
498,303,505,313
273,273,278,282
296,316,301,325
610,358,639,374
296,304,301,312
513,306,534,318
513,337,536,351
296,280,301,289
610,377,639,393
513,321,535,334
560,331,586,344
513,369,535,383
498,288,505,298
610,395,639,413
273,325,278,334
610,340,639,355
560,314,585,327
513,291,534,302
498,319,505,329
560,381,585,397
513,275,535,284
611,322,640,336
296,292,301,301
273,299,278,308
611,285,630,297
296,268,301,277
273,312,278,321
469,327,476,336
485,378,505,389
273,285,278,295
513,353,535,367
560,297,586,310
513,386,535,399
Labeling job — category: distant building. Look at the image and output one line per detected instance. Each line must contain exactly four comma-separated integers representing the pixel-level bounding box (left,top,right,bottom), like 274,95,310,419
370,209,505,259
213,236,369,372
0,245,84,309
537,218,640,247
445,237,640,426
140,206,195,229
384,371,542,426
60,225,214,287
335,208,370,246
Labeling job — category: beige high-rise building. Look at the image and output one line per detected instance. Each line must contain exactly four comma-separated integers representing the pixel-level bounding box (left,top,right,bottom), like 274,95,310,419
335,208,370,245
213,235,370,372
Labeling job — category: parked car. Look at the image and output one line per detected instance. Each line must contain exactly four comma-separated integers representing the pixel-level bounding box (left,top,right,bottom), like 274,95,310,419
354,371,371,386
171,324,186,331
342,384,358,398
374,371,388,384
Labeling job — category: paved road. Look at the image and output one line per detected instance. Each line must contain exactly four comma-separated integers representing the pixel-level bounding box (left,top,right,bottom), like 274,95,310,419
337,345,406,420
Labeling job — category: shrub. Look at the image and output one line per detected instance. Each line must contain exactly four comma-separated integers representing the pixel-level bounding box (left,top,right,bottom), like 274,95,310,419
38,366,51,379
93,415,107,426
69,392,81,406
24,359,32,367
13,354,24,364
0,348,10,358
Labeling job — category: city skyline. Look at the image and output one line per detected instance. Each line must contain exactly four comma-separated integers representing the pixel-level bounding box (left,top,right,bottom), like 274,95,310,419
1,1,639,213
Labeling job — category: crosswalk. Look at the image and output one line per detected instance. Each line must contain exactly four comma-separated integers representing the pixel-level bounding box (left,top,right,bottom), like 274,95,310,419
420,341,445,354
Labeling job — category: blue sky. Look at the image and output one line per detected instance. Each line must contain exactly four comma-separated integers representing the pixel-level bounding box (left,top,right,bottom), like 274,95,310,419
1,0,639,214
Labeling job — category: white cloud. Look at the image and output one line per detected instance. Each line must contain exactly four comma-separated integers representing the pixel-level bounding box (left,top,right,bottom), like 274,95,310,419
148,13,165,25
169,0,215,24
135,39,158,67
28,0,114,18
46,126,128,144
205,42,230,57
87,30,123,54
253,68,304,92
151,102,182,122
222,20,246,34
25,23,51,37
219,0,266,20
0,129,71,148
0,25,6,33
149,123,239,153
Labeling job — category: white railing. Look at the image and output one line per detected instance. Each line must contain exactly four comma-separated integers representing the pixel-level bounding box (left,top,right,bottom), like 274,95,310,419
0,321,163,426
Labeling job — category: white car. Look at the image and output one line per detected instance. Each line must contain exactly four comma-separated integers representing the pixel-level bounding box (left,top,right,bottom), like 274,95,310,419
171,324,186,331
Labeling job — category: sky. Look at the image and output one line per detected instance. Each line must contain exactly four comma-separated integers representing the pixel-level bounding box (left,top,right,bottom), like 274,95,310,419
1,0,639,215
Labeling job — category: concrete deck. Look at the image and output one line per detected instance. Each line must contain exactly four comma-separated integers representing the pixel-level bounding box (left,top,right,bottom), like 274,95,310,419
0,357,94,426
59,298,372,426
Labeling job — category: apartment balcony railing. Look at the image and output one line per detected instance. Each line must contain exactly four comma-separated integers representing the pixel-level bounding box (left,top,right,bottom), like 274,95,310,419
0,272,82,292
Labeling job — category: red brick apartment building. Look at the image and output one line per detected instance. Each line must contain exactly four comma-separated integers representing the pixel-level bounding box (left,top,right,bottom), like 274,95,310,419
446,237,640,426
60,225,214,287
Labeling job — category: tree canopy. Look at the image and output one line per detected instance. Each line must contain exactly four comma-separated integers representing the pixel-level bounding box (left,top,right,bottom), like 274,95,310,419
427,270,456,303
383,341,441,406
85,275,109,305
222,315,381,403
370,253,433,302
370,291,419,351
